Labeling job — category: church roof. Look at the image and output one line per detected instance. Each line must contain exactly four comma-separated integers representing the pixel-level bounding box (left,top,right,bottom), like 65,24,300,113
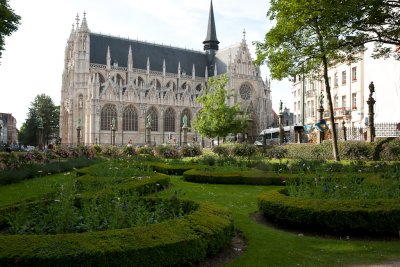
215,43,241,74
90,33,210,77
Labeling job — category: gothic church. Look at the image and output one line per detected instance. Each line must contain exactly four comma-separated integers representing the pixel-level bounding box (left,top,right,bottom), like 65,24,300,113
60,1,272,146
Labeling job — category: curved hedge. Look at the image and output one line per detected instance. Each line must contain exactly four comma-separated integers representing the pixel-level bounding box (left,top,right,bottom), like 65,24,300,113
148,162,200,175
183,168,286,185
0,200,233,267
258,189,400,237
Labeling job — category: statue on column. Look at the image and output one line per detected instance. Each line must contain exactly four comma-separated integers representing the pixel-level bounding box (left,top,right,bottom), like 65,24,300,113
279,100,283,113
146,113,152,128
369,81,375,98
319,91,324,107
182,114,188,127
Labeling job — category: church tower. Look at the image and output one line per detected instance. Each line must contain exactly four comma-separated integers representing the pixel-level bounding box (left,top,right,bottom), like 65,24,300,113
203,0,219,76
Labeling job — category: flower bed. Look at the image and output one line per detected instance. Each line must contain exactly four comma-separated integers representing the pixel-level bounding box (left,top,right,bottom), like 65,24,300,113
0,200,233,267
258,189,400,237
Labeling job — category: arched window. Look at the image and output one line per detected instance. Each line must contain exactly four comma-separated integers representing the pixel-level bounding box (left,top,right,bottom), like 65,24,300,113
123,105,138,131
135,76,144,88
116,74,124,85
147,106,158,131
181,108,191,127
239,83,252,100
150,79,161,90
166,81,177,91
181,82,191,91
101,104,117,130
164,107,175,132
195,84,202,92
98,73,105,83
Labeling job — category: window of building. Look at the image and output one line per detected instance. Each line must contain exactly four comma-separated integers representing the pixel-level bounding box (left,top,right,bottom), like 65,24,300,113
352,67,357,81
334,95,339,108
101,104,117,131
239,83,252,100
123,105,138,131
164,107,175,132
341,95,346,108
294,102,296,111
147,107,158,131
342,71,346,85
352,93,357,109
311,100,315,117
328,77,332,88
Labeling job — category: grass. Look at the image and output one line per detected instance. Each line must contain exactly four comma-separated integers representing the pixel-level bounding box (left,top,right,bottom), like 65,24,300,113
1,160,399,266
155,176,400,267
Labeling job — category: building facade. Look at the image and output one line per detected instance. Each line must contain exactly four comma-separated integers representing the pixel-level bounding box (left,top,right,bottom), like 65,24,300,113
292,45,400,129
0,113,18,145
59,2,272,146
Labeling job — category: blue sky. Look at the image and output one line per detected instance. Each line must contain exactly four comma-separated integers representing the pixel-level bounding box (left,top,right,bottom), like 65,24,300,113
0,0,291,128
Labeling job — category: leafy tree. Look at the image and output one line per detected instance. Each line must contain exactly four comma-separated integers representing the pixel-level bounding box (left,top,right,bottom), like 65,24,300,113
254,0,373,161
193,75,248,143
344,0,400,59
0,0,20,61
19,94,59,146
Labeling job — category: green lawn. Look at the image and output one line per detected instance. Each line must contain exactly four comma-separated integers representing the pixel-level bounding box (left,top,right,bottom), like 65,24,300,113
155,176,400,267
1,168,399,266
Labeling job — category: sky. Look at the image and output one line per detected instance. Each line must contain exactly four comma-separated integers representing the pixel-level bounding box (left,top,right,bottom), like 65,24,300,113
0,0,292,129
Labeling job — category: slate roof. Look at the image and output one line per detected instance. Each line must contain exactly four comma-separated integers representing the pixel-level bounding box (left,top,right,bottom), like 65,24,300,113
90,33,211,77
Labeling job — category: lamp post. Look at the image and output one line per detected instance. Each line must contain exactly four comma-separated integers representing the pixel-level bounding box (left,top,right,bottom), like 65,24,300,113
317,92,325,144
366,82,376,142
37,116,44,150
0,119,3,144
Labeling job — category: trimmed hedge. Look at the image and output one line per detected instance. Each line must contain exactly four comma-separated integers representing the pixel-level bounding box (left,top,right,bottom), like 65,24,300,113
0,200,233,267
148,162,200,175
258,189,400,237
0,158,103,185
183,168,286,185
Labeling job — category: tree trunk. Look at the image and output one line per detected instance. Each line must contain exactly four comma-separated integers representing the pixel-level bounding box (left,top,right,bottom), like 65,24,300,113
322,55,340,161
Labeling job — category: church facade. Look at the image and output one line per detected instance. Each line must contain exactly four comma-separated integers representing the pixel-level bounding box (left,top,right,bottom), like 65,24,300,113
60,2,272,146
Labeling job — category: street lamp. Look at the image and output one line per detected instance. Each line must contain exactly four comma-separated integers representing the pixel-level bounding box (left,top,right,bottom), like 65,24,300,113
111,117,116,146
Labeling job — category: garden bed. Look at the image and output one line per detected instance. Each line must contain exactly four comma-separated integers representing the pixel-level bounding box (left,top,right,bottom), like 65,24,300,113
258,189,400,237
0,199,233,267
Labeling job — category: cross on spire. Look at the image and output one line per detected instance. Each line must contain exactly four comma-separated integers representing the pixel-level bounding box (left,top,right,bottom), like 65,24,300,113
75,13,80,29
243,28,246,40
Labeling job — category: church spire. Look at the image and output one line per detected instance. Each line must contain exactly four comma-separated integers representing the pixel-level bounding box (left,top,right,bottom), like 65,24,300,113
203,0,219,51
106,46,111,70
80,11,89,32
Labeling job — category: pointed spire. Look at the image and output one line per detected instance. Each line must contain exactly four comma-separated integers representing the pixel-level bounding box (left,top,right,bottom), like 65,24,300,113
69,24,75,41
192,64,196,80
178,61,181,78
214,63,218,76
203,0,219,51
75,13,80,31
80,11,89,32
128,45,133,71
242,28,246,41
163,59,166,76
106,46,111,70
205,66,208,81
147,57,150,74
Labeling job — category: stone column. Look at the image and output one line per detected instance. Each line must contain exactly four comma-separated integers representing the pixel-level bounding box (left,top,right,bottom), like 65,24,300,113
317,106,324,144
182,126,188,145
111,125,116,146
146,126,152,146
77,126,81,146
366,82,376,142
279,112,284,145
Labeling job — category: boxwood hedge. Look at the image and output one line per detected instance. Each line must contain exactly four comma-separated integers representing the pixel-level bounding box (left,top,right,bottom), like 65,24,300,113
183,168,286,185
0,200,233,267
258,189,400,237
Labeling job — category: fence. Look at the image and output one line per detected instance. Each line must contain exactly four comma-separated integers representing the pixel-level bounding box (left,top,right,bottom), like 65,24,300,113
335,122,400,141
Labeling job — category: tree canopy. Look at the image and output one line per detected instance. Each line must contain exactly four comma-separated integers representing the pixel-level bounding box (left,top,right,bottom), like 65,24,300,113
19,94,59,146
193,75,248,141
0,0,20,61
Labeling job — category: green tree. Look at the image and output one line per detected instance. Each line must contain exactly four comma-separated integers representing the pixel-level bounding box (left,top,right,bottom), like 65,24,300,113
0,0,20,61
193,75,248,143
19,94,59,146
255,0,371,161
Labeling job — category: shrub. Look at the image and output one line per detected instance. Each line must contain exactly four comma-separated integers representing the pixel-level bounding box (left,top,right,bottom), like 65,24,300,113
101,146,121,157
258,189,400,237
212,145,230,157
231,144,257,158
137,146,154,155
154,145,181,159
181,144,202,157
265,146,288,161
380,138,400,161
341,141,372,160
0,201,233,267
123,145,136,156
197,154,216,166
